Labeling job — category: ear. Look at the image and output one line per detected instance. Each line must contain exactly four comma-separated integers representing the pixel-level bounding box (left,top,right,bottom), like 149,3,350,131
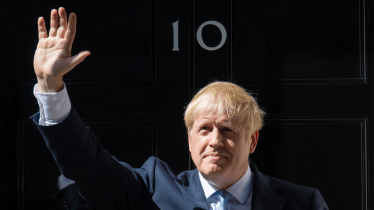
188,131,192,152
249,130,259,154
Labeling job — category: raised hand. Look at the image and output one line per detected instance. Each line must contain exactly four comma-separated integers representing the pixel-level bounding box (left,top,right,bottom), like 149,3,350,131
34,7,90,92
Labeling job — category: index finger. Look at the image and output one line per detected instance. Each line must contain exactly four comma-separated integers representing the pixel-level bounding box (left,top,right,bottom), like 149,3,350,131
65,13,76,46
38,17,48,40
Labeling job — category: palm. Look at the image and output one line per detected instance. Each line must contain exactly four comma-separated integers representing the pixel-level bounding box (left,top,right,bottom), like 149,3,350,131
34,8,90,80
34,37,71,77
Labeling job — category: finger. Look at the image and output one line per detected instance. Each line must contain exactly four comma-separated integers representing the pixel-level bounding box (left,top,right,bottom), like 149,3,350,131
38,17,48,40
65,13,76,46
49,9,58,37
64,51,91,73
57,7,68,38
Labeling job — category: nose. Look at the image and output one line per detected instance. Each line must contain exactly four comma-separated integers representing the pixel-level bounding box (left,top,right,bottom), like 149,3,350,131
208,127,224,148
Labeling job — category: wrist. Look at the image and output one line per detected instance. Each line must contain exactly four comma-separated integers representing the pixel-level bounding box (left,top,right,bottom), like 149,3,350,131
37,76,64,93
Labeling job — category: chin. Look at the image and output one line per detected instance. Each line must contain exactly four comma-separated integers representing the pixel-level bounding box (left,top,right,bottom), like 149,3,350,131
201,163,225,176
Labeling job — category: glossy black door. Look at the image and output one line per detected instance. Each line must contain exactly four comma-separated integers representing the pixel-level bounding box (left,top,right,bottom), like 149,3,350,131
0,0,372,209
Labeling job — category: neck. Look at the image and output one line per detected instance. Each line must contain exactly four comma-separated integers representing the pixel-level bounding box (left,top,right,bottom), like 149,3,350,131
202,164,248,190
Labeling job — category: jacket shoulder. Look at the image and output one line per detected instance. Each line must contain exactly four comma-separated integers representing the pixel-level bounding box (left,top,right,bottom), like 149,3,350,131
132,156,184,193
135,156,178,177
264,175,328,209
267,175,314,194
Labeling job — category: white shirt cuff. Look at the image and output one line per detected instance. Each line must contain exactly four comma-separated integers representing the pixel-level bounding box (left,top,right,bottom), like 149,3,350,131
33,82,72,126
57,174,75,190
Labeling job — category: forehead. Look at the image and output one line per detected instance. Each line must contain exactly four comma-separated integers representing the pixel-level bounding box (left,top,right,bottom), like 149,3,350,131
194,113,236,125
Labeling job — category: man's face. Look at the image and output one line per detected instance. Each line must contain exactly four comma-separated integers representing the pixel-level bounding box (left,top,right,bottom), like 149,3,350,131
188,113,259,183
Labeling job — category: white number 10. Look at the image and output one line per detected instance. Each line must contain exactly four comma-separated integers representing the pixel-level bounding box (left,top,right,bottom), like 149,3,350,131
172,20,227,51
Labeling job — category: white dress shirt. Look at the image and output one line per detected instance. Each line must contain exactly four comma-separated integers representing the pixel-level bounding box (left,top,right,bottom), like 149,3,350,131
34,83,253,209
199,165,253,210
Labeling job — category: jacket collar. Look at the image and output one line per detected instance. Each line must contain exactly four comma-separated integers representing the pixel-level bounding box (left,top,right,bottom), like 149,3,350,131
250,162,286,210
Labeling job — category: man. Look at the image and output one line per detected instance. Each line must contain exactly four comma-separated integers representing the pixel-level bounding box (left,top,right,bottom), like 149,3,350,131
32,7,329,210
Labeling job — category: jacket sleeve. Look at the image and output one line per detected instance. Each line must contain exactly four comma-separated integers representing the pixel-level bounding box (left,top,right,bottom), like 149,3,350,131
30,107,153,210
309,189,329,210
51,184,94,210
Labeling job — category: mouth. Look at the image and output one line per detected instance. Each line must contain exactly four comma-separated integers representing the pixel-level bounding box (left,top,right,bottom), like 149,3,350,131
206,156,226,160
203,154,227,160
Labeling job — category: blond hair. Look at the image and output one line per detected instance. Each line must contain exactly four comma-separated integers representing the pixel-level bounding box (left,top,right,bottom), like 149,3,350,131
184,81,265,139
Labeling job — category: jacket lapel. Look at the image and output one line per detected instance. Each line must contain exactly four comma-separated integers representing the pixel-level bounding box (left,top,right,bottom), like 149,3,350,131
250,162,286,210
180,169,209,210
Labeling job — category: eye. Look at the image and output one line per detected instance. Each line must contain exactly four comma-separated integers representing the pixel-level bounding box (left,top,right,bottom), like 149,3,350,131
199,126,212,133
224,127,236,134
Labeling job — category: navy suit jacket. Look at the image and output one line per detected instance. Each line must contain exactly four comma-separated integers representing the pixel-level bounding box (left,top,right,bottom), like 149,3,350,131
31,107,328,210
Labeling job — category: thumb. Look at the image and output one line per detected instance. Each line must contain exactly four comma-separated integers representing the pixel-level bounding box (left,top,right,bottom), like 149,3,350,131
65,51,91,71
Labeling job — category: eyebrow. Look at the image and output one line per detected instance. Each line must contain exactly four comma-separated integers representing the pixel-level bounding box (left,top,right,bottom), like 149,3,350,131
198,119,234,125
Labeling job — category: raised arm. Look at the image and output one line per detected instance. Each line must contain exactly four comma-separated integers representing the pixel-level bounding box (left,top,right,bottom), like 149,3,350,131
32,8,154,210
34,7,90,93
31,106,153,210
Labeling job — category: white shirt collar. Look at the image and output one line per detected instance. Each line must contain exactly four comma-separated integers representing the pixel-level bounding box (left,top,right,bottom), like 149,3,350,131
198,164,253,204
